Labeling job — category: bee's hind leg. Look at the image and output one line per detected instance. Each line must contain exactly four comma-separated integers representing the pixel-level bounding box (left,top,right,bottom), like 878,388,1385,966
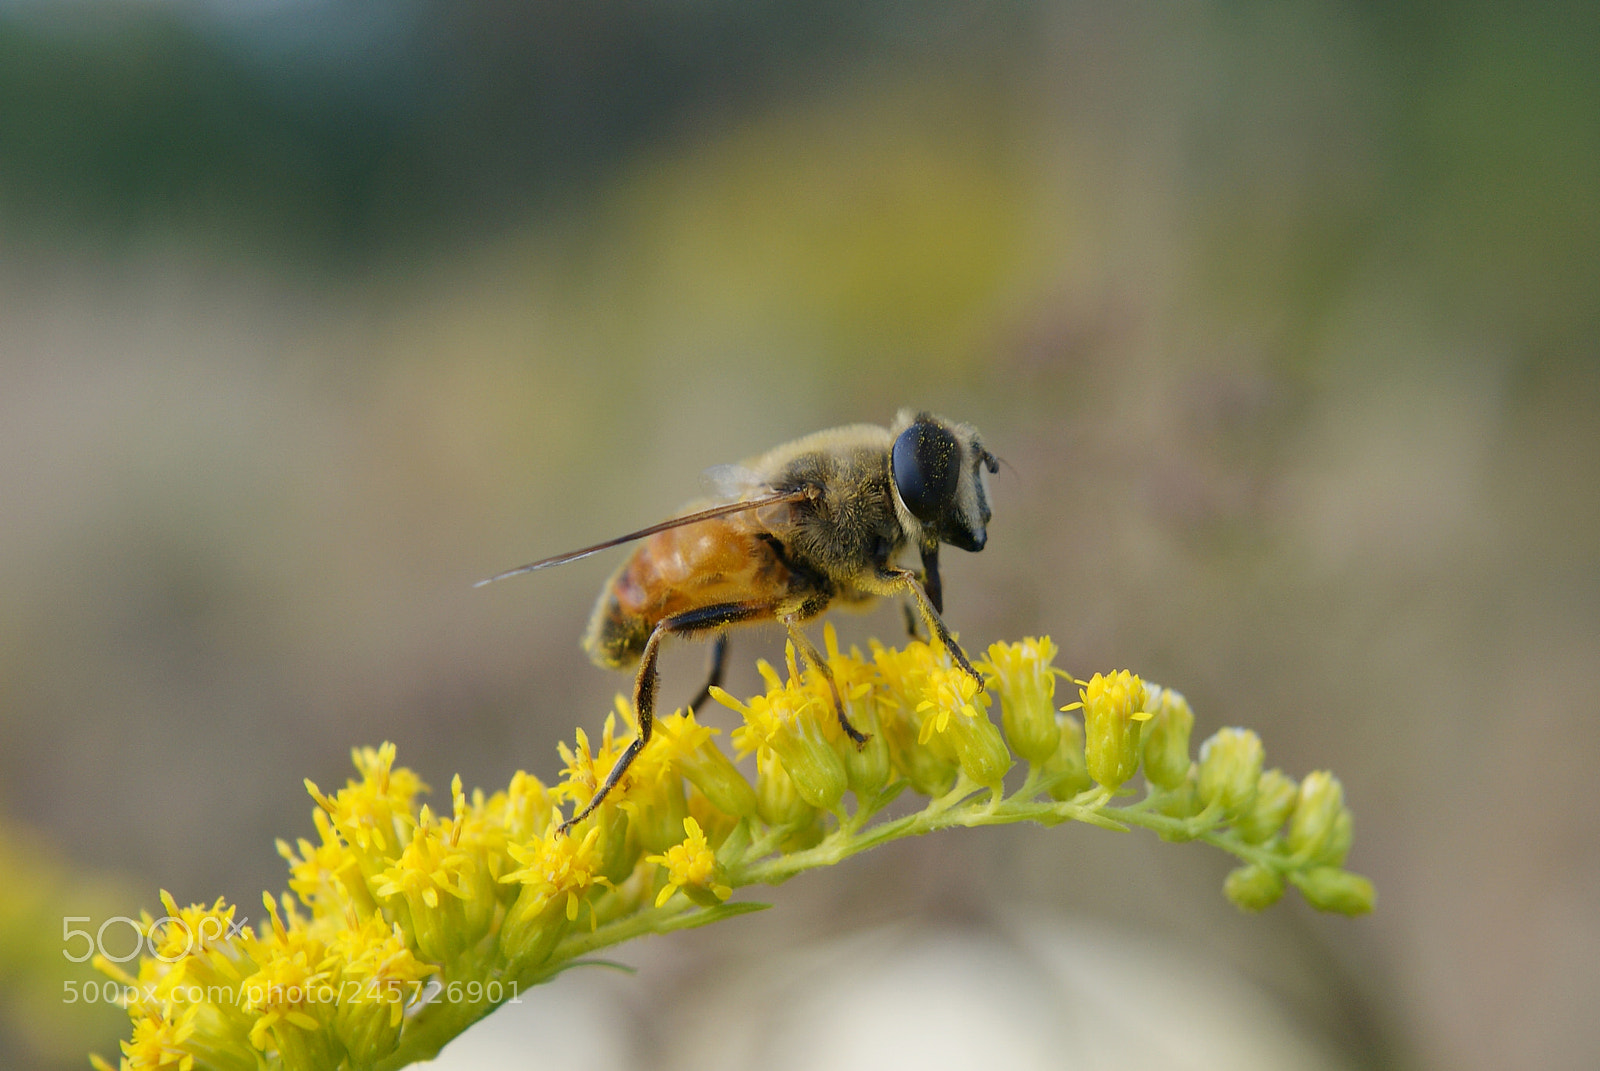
560,601,772,836
686,632,729,715
783,616,869,749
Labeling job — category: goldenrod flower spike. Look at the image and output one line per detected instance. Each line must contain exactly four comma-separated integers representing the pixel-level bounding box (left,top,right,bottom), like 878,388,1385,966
94,633,1374,1071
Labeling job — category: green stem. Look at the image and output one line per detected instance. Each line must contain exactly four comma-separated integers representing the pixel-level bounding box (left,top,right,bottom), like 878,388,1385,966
728,783,1287,890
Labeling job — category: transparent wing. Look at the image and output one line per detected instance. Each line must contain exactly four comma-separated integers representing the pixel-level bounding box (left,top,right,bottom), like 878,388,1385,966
700,463,767,500
473,488,808,587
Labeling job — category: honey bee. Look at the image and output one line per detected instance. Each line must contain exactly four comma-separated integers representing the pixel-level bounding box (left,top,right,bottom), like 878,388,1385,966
478,410,999,833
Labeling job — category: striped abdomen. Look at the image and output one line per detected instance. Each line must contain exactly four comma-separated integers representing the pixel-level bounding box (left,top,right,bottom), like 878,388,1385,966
582,511,802,669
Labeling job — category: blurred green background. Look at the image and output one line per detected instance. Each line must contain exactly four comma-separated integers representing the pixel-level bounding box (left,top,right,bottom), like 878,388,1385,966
2,2,1597,1068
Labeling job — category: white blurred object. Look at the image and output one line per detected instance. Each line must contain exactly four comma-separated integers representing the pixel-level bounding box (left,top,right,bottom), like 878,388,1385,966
429,968,634,1071
432,911,1349,1071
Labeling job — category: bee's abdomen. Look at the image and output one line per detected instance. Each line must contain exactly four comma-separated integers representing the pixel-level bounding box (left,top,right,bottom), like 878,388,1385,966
583,582,651,669
581,512,800,670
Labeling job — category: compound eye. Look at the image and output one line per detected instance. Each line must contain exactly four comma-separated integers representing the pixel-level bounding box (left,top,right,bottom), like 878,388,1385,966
892,420,960,524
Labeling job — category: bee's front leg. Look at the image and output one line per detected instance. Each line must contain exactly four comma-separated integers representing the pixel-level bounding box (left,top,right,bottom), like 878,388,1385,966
919,543,943,614
901,542,943,641
901,601,925,642
883,567,982,686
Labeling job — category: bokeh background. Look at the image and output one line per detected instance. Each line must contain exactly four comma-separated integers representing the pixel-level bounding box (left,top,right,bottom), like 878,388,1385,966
3,2,1597,1068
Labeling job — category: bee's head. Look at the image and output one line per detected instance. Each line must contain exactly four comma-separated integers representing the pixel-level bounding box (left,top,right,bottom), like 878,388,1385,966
890,411,999,553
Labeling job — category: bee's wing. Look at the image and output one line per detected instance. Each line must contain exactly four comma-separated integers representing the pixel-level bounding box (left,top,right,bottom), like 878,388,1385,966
474,488,807,587
700,463,767,499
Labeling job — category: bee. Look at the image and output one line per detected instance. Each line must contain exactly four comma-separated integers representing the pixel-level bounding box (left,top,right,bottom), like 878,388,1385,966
477,410,1000,833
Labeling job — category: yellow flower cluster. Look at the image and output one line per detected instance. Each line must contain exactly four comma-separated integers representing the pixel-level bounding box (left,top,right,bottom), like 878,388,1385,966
94,632,1373,1071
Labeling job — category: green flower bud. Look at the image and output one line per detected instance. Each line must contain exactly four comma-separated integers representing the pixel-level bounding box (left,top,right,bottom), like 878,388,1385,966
333,967,408,1062
1155,767,1204,832
1224,863,1285,912
885,714,959,797
771,716,848,813
907,662,1012,791
1141,686,1195,790
1320,806,1353,868
1197,728,1264,817
596,800,640,886
1042,714,1093,800
811,625,893,800
1291,867,1375,915
986,638,1063,765
713,812,753,861
681,883,731,908
1075,670,1152,791
755,750,815,827
1233,768,1297,844
627,773,690,855
945,706,1013,791
713,669,845,814
778,813,827,853
678,738,759,820
1286,771,1345,862
500,886,571,968
838,691,893,800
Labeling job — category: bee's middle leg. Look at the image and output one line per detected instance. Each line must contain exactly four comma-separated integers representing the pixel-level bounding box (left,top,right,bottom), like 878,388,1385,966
560,600,772,835
686,632,730,716
782,615,869,748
